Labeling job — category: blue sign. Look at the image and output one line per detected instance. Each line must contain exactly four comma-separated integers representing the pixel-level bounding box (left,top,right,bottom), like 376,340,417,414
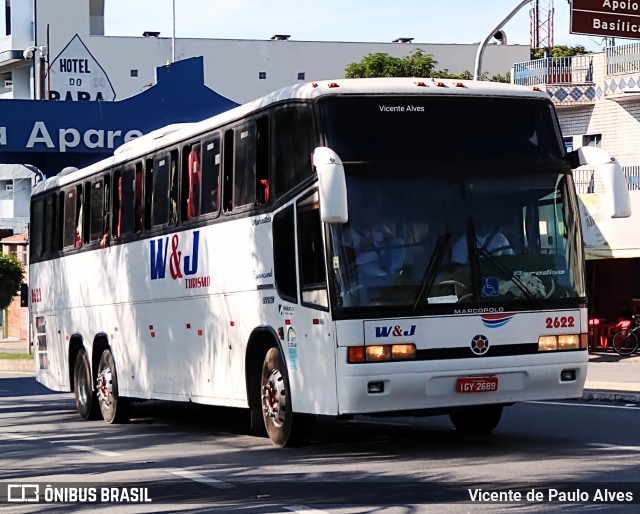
0,57,238,176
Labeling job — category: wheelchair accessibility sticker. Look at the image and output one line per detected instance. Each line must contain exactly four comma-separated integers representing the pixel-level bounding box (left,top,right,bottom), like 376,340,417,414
481,277,500,297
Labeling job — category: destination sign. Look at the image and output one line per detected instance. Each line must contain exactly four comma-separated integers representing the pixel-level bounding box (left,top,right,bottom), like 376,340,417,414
571,0,640,39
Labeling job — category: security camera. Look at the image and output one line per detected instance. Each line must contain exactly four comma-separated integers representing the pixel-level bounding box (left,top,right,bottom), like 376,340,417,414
23,47,36,60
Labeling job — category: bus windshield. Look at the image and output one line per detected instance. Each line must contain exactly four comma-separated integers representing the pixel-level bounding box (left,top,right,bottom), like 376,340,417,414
328,171,584,314
320,95,583,315
318,95,566,166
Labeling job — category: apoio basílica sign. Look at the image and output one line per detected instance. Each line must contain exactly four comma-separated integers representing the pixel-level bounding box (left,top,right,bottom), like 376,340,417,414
571,0,640,39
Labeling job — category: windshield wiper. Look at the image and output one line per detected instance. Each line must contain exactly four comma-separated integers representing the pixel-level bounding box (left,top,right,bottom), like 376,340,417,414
475,247,542,310
411,233,451,314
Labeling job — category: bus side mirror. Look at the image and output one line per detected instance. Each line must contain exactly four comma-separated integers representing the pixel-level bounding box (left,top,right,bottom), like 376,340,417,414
567,146,631,218
313,147,348,223
20,283,28,307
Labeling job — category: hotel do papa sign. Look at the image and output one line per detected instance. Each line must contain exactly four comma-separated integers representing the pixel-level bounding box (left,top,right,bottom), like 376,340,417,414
571,0,640,39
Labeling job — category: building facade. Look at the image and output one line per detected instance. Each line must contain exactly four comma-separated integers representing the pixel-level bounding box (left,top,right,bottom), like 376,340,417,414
514,44,640,324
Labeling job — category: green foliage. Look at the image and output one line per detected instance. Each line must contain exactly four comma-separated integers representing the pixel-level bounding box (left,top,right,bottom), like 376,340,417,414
345,50,509,82
531,45,592,60
345,49,437,78
0,253,24,311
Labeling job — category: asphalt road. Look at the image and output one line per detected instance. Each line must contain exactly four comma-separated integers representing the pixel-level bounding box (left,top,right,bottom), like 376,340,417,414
1,373,640,513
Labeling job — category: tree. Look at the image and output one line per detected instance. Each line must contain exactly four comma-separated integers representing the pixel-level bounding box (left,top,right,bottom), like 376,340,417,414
531,45,592,60
345,50,508,82
0,254,24,311
345,49,437,78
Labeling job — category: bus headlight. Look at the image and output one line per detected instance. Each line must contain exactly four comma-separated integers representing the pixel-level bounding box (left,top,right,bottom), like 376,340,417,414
538,334,584,351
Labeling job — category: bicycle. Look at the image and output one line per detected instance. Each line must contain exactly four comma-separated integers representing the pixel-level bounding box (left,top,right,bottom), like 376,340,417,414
612,315,640,356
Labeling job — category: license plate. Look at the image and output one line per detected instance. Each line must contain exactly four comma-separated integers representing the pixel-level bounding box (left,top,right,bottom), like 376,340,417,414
456,376,499,393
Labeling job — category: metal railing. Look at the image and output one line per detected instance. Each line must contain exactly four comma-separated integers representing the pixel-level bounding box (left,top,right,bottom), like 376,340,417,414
574,166,640,194
513,56,594,86
606,43,640,75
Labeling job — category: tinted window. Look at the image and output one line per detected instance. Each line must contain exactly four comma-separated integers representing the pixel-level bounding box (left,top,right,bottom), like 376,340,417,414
201,137,221,215
319,96,565,167
274,105,316,198
273,206,297,302
153,155,170,226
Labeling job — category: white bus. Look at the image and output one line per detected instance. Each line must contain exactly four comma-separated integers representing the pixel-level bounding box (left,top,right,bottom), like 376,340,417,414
29,78,630,447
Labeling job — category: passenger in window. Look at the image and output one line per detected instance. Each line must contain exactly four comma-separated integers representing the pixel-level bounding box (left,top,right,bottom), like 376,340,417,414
75,228,82,249
344,208,405,278
452,214,513,265
99,231,111,249
187,148,201,220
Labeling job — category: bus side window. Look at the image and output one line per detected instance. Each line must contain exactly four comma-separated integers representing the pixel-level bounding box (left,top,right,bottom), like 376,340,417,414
297,191,329,309
112,169,122,237
256,116,269,205
274,105,316,199
182,143,200,220
77,184,85,248
222,130,233,213
135,162,143,233
201,137,220,216
232,123,257,210
144,158,153,230
273,206,297,303
30,199,44,260
169,149,179,225
89,178,104,242
120,167,136,236
57,191,65,250
43,194,56,255
62,189,76,249
152,155,170,227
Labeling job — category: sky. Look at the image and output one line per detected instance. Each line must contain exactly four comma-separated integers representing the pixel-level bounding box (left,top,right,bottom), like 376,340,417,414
102,0,614,52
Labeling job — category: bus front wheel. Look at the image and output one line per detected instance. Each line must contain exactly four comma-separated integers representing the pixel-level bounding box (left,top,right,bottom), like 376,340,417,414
449,404,503,433
260,346,302,447
96,349,130,424
73,349,100,420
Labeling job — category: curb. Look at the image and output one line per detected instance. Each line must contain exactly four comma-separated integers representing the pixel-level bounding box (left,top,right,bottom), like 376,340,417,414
583,389,640,404
0,359,35,373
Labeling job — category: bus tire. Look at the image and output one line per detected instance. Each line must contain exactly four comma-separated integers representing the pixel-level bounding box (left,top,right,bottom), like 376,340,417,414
96,349,130,424
449,404,503,433
261,346,302,447
73,349,100,420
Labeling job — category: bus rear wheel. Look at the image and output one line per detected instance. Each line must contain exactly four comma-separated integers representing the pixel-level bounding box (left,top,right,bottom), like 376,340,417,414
260,347,302,447
449,404,503,433
96,349,130,424
73,349,100,420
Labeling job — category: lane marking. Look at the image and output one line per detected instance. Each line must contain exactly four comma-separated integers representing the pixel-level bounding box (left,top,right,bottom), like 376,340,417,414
165,469,235,490
66,445,122,457
284,507,332,514
588,443,640,452
0,433,31,440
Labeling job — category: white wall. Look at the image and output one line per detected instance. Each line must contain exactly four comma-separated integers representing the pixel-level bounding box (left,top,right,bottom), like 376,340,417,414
24,0,528,104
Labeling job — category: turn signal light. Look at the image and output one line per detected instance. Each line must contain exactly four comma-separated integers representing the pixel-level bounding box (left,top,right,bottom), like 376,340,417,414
348,344,417,363
538,334,584,351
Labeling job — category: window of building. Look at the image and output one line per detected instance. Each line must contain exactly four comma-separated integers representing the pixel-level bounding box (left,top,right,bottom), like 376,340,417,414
582,134,601,148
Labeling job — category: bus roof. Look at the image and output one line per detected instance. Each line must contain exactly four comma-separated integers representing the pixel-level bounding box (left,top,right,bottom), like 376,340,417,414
32,77,549,196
